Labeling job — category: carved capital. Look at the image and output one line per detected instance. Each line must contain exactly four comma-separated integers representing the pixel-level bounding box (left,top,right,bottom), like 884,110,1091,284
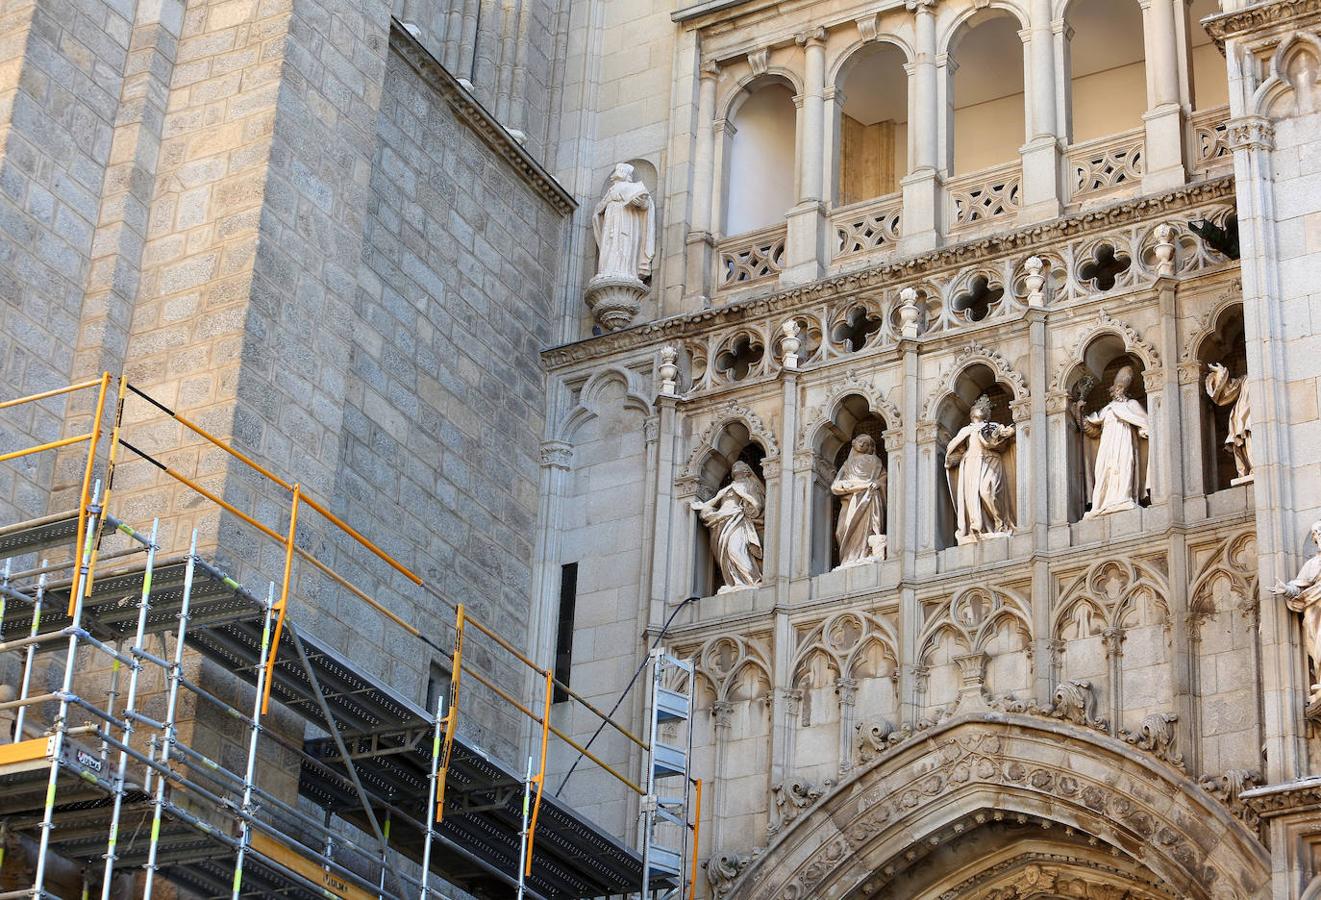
795,26,827,47
1102,626,1126,659
540,440,573,470
1010,397,1033,424
1226,115,1274,153
835,677,858,706
712,699,735,728
1045,390,1071,415
700,60,720,80
904,0,937,10
1177,360,1203,386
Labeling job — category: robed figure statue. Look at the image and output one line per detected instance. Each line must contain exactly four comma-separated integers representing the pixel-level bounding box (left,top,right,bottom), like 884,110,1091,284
691,461,766,592
592,162,655,280
1272,520,1321,713
945,395,1015,543
1077,365,1150,518
831,435,888,566
1205,362,1252,483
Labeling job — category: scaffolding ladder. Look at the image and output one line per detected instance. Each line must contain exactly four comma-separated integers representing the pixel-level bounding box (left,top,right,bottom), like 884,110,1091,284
639,647,700,900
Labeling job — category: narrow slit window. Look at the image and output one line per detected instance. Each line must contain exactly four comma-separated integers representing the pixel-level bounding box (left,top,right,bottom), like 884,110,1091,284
426,661,450,717
554,563,578,703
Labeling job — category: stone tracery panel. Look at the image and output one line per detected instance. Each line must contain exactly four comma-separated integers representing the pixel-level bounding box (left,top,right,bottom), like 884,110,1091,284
916,585,1033,714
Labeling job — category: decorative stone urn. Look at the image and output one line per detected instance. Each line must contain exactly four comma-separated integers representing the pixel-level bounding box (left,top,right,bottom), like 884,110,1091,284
585,273,647,331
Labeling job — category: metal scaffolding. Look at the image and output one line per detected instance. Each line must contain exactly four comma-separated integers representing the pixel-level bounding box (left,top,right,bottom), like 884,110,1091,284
0,375,701,900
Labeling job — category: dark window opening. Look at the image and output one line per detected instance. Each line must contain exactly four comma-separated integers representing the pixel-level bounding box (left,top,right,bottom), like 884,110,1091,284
426,661,451,718
554,563,578,703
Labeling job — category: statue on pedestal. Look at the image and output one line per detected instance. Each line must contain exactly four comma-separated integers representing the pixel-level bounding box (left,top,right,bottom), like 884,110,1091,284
945,395,1014,543
586,163,654,332
1271,520,1321,716
1205,362,1252,484
692,461,765,592
1076,365,1150,518
831,435,887,566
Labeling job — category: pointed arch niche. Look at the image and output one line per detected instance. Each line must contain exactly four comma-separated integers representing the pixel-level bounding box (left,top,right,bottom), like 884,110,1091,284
685,418,772,597
932,363,1018,551
1194,302,1248,494
1061,333,1150,522
807,393,894,575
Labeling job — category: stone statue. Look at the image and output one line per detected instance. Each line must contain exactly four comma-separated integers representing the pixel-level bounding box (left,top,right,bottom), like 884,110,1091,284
1271,520,1321,711
1205,362,1252,484
1076,365,1150,518
584,163,655,332
592,162,654,280
945,395,1015,543
691,460,765,592
831,435,887,566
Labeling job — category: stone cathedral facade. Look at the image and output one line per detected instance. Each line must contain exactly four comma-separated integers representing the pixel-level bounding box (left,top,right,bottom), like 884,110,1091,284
2,0,1321,895
538,1,1321,898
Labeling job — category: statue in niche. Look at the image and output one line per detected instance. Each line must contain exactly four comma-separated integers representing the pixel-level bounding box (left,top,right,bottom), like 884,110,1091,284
945,395,1014,544
1205,363,1253,484
592,162,655,281
832,434,888,567
691,461,765,592
1075,365,1150,518
1271,520,1321,714
585,162,655,332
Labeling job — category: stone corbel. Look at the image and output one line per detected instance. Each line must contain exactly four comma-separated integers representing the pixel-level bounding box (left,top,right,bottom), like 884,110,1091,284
854,12,879,42
1010,398,1033,424
747,47,770,76
539,440,573,470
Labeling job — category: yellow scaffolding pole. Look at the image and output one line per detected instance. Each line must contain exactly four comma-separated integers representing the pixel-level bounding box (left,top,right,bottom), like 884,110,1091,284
263,484,300,715
69,373,110,616
435,603,465,822
688,778,703,900
523,670,553,876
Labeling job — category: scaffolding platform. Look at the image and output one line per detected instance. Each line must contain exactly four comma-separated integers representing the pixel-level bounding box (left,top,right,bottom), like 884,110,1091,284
0,512,651,899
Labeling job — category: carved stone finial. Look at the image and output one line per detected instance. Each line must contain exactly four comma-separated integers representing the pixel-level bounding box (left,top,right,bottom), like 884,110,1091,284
1024,255,1046,308
1153,223,1176,278
897,287,922,338
657,345,679,396
780,319,801,370
1120,711,1184,770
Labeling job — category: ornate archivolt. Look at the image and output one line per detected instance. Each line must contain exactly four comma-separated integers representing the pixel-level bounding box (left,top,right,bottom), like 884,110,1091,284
1178,281,1245,384
676,401,781,489
1050,309,1163,398
920,340,1031,424
725,716,1271,900
797,370,903,453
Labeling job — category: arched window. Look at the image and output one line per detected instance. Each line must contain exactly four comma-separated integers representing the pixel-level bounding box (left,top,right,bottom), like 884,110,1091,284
1197,304,1249,493
949,12,1025,174
1064,337,1149,522
692,424,768,596
723,78,796,235
1187,0,1228,110
1065,0,1147,143
809,395,890,575
835,43,908,206
933,364,1016,550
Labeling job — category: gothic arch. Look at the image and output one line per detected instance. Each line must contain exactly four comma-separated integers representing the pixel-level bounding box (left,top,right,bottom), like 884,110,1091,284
1051,309,1162,394
555,366,653,443
725,715,1270,899
677,402,780,485
798,373,902,452
921,341,1030,424
1250,31,1321,119
1053,557,1170,637
1181,283,1244,377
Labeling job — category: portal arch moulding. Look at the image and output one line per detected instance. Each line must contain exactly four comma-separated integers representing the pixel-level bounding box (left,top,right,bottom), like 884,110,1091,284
724,715,1270,900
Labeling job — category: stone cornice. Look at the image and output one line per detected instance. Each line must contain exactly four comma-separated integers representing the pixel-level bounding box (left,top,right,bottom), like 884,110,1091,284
1203,0,1321,46
388,20,576,216
542,176,1235,371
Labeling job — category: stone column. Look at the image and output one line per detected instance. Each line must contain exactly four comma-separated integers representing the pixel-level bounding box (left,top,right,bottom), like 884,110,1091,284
900,0,941,253
777,370,799,601
530,440,573,670
1019,0,1062,222
686,62,720,304
710,699,735,849
783,27,829,286
835,677,858,773
650,395,680,608
1140,0,1186,191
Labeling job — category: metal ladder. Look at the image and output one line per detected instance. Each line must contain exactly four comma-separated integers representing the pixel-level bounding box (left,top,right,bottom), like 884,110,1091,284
640,647,698,900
